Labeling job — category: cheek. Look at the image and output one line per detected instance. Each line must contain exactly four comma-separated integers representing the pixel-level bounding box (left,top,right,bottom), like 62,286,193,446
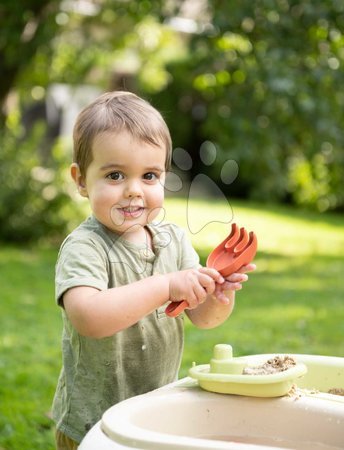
89,184,119,207
145,185,164,220
151,184,165,204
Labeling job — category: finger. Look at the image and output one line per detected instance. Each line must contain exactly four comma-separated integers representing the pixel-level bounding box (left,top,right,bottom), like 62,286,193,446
225,273,248,283
214,285,230,304
237,263,256,274
199,267,224,284
218,280,243,291
198,273,216,294
193,283,208,304
184,292,198,309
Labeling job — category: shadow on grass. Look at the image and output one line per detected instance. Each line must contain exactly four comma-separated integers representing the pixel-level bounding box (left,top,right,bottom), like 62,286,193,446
0,245,59,450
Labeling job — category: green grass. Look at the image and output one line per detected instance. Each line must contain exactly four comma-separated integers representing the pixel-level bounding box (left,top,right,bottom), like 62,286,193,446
0,246,59,449
170,198,344,376
0,199,343,449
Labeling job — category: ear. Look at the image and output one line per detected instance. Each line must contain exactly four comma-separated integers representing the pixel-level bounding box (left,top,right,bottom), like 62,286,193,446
71,163,88,197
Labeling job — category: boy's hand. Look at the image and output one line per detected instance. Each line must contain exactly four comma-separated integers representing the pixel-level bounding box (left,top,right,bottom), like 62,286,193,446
167,268,224,310
214,263,256,304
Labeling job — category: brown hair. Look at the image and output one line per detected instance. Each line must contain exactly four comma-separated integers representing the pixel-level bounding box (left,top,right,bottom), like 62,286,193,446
73,91,172,177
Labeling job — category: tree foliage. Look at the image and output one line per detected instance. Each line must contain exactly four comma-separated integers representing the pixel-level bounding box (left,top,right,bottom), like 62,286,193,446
0,0,60,124
1,0,343,241
153,0,344,211
0,114,72,242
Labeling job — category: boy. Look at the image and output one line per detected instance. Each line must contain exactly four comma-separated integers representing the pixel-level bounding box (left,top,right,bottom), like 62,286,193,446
52,91,255,449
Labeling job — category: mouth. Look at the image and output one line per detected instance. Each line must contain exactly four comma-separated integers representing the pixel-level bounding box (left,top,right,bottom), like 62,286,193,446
118,206,145,218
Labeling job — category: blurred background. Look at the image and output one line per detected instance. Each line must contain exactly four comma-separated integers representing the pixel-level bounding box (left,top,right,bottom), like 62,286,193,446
1,1,344,448
1,0,344,243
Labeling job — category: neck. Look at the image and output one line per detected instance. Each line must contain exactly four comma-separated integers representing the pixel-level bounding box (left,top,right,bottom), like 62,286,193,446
121,225,152,249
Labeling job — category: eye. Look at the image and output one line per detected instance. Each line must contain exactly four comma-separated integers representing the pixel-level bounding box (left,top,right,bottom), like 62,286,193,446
106,171,124,181
143,172,158,181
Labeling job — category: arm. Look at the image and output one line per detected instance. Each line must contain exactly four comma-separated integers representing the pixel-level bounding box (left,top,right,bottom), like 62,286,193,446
186,290,235,329
63,268,223,338
63,274,169,338
186,264,256,329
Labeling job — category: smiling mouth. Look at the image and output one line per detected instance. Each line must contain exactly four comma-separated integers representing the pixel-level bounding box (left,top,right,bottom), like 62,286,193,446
118,206,145,218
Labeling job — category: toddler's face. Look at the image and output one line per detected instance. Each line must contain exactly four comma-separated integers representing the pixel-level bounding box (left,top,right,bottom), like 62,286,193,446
79,130,166,239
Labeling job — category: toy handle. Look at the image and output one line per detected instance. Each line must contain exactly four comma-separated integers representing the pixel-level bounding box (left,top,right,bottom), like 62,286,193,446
165,300,188,317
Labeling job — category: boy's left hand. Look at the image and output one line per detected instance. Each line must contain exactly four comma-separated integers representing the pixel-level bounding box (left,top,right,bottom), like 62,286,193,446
213,263,256,304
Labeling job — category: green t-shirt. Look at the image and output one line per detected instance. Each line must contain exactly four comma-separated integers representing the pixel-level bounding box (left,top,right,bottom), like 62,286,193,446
52,216,199,442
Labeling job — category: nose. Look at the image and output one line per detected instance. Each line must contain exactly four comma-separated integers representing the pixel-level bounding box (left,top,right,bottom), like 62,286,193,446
124,179,143,198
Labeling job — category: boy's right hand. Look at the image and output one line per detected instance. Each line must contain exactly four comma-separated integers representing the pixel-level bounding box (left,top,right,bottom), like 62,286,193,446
167,268,224,310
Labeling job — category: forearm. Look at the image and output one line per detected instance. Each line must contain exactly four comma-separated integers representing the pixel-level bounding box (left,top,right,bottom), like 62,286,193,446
63,274,170,338
186,290,235,329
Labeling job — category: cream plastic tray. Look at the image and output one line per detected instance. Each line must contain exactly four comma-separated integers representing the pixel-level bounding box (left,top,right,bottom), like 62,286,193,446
189,344,308,397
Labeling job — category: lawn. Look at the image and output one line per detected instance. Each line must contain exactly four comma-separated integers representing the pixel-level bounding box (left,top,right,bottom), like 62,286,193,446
0,199,343,449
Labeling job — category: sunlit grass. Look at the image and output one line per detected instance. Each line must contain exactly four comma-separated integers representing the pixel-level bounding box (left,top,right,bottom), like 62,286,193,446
0,199,343,448
164,197,344,256
162,198,344,376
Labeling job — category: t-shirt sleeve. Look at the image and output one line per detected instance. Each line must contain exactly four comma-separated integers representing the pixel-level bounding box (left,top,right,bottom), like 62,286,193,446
178,228,200,270
55,237,109,306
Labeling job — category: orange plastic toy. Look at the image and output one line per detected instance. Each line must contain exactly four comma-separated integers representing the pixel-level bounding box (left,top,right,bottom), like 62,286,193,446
165,223,257,318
